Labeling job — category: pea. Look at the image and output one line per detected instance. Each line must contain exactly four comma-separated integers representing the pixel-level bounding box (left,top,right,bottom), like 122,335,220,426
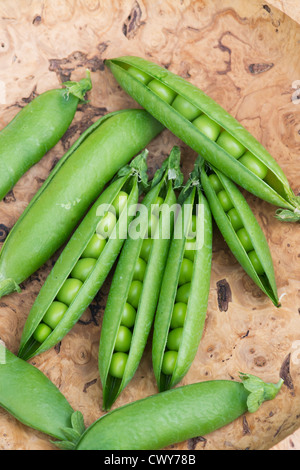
172,95,202,121
217,190,234,212
114,326,132,353
133,257,147,282
81,234,106,259
236,227,254,253
127,280,143,309
70,257,97,283
148,79,177,104
166,328,183,351
112,191,128,217
184,238,196,262
127,66,151,85
161,350,178,376
208,173,223,194
178,258,193,286
109,352,128,379
175,282,191,304
33,323,52,343
140,238,152,262
56,278,83,306
193,114,221,141
239,151,268,180
121,303,137,329
96,212,117,239
148,213,159,238
217,131,246,159
43,301,68,330
227,208,244,231
170,302,187,329
248,250,265,275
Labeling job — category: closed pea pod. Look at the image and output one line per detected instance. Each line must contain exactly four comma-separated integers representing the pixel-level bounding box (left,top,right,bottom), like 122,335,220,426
0,71,92,201
106,56,300,222
18,151,149,361
76,372,283,450
152,161,212,392
99,146,184,410
0,109,163,299
200,160,279,306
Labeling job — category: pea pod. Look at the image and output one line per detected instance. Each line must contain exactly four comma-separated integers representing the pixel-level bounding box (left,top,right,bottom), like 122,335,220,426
76,372,283,450
17,152,150,361
0,341,84,446
152,161,212,392
200,159,279,306
0,71,92,201
105,56,300,222
99,146,183,410
0,109,163,299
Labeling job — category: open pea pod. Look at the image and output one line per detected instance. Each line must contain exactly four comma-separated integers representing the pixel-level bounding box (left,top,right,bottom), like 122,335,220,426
152,162,212,392
0,108,163,299
18,152,150,361
105,56,300,222
0,341,84,446
200,160,279,307
99,146,183,410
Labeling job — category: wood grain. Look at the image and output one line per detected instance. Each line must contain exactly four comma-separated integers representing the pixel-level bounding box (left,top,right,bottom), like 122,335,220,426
0,0,299,450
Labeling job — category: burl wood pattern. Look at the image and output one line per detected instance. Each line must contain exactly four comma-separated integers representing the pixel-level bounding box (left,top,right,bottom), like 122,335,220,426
0,0,299,451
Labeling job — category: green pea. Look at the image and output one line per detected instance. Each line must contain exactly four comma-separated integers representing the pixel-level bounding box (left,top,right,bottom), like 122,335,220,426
81,234,106,259
140,238,153,262
33,323,52,343
236,227,254,253
178,258,194,286
248,250,265,275
217,131,246,159
43,301,68,330
217,190,234,212
148,79,177,104
96,211,117,239
175,282,191,304
121,302,137,329
172,95,202,121
239,151,268,180
184,238,196,262
161,350,178,376
148,213,159,238
227,208,244,231
208,173,223,194
133,257,147,282
70,257,97,282
170,302,187,329
56,278,83,306
114,326,132,353
112,190,128,217
193,114,221,141
127,66,151,85
109,352,128,379
166,327,183,351
127,280,143,309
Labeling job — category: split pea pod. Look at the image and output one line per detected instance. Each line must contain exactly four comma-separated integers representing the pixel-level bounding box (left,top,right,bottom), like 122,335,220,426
0,109,163,299
200,160,279,306
0,71,92,201
17,152,149,361
105,56,300,222
152,162,212,392
99,146,183,411
76,372,283,450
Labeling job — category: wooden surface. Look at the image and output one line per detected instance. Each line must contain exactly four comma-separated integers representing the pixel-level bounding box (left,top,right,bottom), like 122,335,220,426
0,0,299,451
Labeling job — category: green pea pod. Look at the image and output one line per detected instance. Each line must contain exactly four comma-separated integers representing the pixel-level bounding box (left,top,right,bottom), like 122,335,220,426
0,341,84,446
200,160,279,306
152,162,212,392
17,151,150,361
76,372,283,450
0,71,92,201
105,56,300,222
99,146,183,410
0,109,163,299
